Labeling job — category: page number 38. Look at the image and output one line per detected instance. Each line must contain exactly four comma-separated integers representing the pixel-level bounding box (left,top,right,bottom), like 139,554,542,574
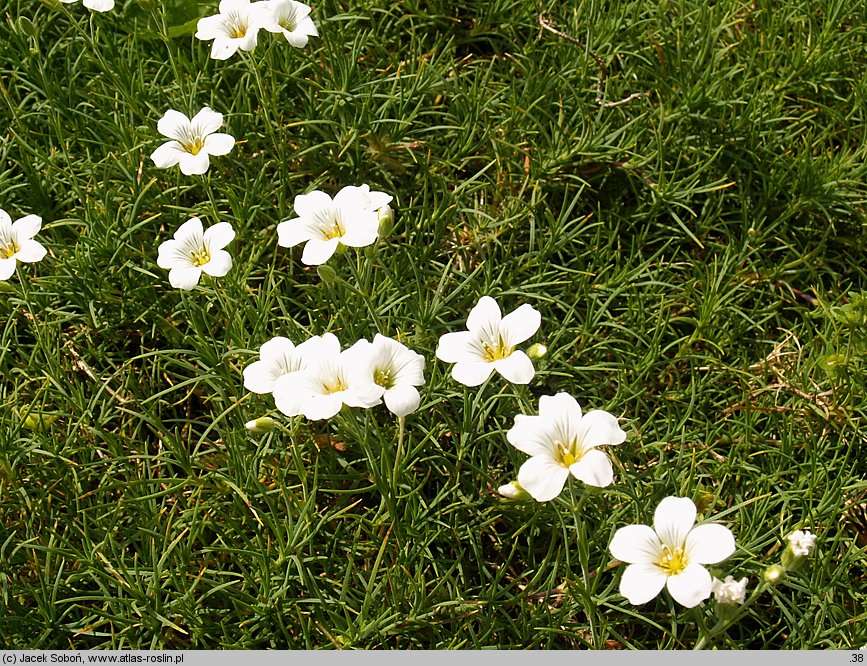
852,654,864,662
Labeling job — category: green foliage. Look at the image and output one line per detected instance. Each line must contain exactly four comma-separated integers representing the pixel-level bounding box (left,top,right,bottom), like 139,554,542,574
0,0,866,650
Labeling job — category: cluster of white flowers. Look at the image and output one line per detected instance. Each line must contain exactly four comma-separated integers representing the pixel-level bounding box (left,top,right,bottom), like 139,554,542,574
195,0,318,60
277,186,393,265
41,0,823,629
244,333,425,420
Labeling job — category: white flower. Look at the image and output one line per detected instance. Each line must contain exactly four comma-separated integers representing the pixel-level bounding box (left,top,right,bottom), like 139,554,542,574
150,108,235,176
156,218,235,290
346,334,425,417
0,210,47,280
59,0,115,11
506,393,626,501
261,0,318,47
243,335,322,394
609,496,736,608
195,0,268,60
435,296,541,386
276,185,393,265
712,575,748,605
786,529,816,558
272,333,382,420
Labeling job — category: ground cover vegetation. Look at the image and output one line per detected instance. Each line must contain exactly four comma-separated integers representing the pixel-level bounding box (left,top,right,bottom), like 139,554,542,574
1,0,866,649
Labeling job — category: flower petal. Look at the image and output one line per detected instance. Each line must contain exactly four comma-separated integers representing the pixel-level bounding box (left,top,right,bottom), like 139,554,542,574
150,141,185,168
190,107,223,136
517,455,570,502
169,266,202,290
202,250,232,277
569,449,613,487
435,331,473,363
666,563,712,608
12,215,41,240
15,239,46,263
174,217,204,245
685,524,735,565
466,296,501,333
578,409,626,449
203,222,235,251
178,151,210,176
300,238,339,265
506,413,557,458
383,385,420,417
293,190,333,218
157,110,191,141
203,133,235,156
0,257,17,280
492,350,535,384
276,218,316,248
619,562,668,605
654,496,697,549
609,525,662,564
450,360,493,387
499,303,541,346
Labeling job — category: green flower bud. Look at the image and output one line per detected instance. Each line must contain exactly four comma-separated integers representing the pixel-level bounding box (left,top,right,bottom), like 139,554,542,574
316,265,338,284
378,204,394,235
527,343,547,360
498,480,531,501
245,416,277,434
762,564,784,585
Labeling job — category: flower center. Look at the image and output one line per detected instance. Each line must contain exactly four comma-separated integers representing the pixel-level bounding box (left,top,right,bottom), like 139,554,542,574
0,239,19,259
190,247,211,267
184,137,206,156
373,368,394,390
322,376,348,395
481,335,513,362
556,440,582,468
225,12,249,39
657,545,688,576
279,17,297,31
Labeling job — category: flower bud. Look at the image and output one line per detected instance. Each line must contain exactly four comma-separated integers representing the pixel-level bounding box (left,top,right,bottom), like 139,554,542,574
712,575,748,606
781,530,816,570
316,264,338,284
527,343,547,360
498,480,531,500
762,564,784,585
377,204,394,235
245,416,277,434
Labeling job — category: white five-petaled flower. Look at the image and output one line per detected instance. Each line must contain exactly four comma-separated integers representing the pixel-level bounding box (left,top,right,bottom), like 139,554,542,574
786,529,816,558
346,334,426,417
59,0,114,11
157,218,235,290
150,108,235,176
711,575,748,605
272,333,382,420
243,336,322,395
0,210,47,281
195,0,268,60
277,185,393,265
506,393,626,502
435,296,541,386
609,496,736,608
261,0,318,47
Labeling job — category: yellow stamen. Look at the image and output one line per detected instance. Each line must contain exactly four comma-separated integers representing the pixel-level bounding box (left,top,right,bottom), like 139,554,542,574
0,241,19,259
658,545,688,576
481,335,513,362
556,440,583,468
374,368,393,389
190,247,210,267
